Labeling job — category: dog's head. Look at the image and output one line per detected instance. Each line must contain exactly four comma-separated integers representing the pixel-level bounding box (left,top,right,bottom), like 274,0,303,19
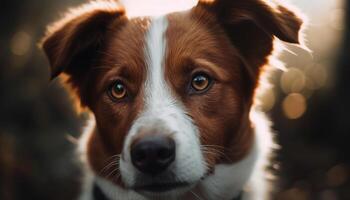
41,0,302,197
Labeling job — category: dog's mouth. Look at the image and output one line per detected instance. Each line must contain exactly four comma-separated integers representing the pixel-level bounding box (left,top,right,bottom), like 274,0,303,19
133,182,191,193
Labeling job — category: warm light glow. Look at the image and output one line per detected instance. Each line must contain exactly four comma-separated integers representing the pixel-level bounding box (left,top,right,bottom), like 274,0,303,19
305,64,328,90
330,8,345,30
282,93,307,120
260,89,276,112
121,0,198,18
277,187,310,200
10,31,32,56
280,68,306,94
326,164,349,187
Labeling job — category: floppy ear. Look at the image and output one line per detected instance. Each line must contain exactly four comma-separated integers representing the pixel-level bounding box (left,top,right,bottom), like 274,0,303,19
197,0,303,76
40,1,126,105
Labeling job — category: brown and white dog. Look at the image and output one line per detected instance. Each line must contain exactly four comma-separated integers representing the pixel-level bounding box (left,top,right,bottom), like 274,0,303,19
41,0,303,199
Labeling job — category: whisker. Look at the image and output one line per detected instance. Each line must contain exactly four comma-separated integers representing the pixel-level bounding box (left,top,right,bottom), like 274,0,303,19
113,172,121,182
100,161,119,175
103,154,121,164
202,148,224,155
106,168,118,180
190,190,205,200
100,154,121,175
201,146,233,163
201,147,225,156
201,144,227,150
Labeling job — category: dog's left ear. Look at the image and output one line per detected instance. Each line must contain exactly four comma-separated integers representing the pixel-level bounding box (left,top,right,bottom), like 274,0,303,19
196,0,303,80
40,1,127,106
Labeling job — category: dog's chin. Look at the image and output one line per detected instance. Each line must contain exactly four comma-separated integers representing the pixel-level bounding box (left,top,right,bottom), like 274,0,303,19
121,162,206,198
132,182,196,198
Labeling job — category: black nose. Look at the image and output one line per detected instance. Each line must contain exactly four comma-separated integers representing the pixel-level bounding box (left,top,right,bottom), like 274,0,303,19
130,135,176,175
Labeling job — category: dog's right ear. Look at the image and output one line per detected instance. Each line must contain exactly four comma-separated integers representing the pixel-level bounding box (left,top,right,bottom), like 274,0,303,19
195,0,303,100
40,1,126,105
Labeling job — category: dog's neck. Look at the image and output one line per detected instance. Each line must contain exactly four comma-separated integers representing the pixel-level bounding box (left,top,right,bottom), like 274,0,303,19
78,108,274,200
92,182,244,200
92,146,255,200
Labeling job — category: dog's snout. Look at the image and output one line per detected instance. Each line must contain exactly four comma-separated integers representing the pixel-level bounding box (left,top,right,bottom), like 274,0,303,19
131,135,176,175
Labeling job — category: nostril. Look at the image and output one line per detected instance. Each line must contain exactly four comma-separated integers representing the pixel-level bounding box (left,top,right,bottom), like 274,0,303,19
158,148,173,160
130,135,176,175
158,142,175,162
133,149,146,164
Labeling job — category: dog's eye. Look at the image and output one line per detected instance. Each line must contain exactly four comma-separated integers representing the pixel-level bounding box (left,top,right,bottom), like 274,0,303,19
191,74,211,92
109,81,127,100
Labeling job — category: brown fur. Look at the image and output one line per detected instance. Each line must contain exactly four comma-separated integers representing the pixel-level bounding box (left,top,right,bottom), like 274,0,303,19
84,18,150,186
165,11,249,167
41,0,302,191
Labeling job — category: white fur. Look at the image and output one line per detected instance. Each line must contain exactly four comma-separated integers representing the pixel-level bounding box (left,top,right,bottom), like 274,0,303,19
120,15,205,192
78,116,96,200
197,138,257,200
196,109,275,200
243,109,275,200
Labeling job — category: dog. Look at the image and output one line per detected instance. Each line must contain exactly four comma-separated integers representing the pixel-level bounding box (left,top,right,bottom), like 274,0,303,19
41,0,303,199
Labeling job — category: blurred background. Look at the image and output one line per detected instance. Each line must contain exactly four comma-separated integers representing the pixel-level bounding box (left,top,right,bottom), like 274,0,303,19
0,0,349,199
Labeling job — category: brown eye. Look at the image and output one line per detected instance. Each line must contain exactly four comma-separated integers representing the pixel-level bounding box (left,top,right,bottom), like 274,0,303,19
110,81,127,100
191,74,210,91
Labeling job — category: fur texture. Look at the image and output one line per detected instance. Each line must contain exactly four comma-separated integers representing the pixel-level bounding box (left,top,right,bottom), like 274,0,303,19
41,0,303,199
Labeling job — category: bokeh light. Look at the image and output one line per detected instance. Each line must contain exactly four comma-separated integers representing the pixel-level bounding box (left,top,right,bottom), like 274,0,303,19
326,164,349,188
282,93,307,119
304,64,328,90
277,187,310,200
280,68,306,94
10,31,32,56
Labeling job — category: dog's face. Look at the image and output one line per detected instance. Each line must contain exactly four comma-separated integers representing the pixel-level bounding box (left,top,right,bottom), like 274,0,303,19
42,0,302,197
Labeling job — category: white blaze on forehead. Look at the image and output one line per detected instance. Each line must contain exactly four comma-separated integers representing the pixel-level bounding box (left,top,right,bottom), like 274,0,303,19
144,16,170,109
119,16,206,187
